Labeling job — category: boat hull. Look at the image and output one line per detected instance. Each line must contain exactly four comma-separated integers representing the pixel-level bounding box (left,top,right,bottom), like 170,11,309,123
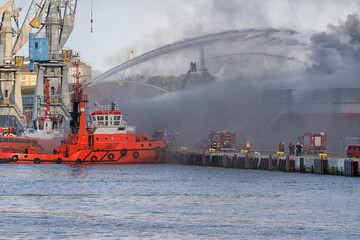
0,136,62,154
0,146,167,164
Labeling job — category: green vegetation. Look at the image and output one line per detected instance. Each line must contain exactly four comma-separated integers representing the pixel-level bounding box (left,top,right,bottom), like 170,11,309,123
126,74,185,92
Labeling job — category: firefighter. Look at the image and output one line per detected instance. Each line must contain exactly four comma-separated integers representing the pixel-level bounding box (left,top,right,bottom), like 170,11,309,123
278,142,284,152
288,142,295,155
211,141,217,150
296,143,303,156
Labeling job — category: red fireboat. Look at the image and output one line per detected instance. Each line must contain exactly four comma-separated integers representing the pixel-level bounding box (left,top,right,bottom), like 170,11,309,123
0,54,168,164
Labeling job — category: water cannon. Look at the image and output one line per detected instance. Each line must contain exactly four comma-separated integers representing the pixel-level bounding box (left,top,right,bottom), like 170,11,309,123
190,62,197,72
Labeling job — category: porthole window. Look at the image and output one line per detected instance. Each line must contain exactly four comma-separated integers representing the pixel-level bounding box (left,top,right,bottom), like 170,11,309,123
149,143,152,147
141,144,144,147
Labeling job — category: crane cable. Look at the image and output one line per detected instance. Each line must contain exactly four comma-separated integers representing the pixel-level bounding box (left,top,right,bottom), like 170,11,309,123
91,0,93,33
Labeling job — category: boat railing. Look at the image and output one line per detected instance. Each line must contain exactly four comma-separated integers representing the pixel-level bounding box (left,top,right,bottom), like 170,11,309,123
90,102,119,114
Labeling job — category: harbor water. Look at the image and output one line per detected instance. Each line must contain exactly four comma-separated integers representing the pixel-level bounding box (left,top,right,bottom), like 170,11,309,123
0,164,359,239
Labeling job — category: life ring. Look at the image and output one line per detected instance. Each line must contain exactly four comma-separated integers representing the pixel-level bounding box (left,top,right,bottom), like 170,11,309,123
49,128,53,133
90,155,97,162
120,149,127,157
133,151,139,159
76,158,83,164
34,158,41,164
12,155,18,162
108,153,115,160
56,158,62,164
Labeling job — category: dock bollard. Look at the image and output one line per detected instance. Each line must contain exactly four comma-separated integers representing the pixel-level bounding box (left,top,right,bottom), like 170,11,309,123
231,155,237,168
202,151,207,166
300,158,305,173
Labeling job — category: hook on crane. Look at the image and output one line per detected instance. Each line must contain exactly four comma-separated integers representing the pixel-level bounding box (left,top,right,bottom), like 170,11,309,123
91,0,93,33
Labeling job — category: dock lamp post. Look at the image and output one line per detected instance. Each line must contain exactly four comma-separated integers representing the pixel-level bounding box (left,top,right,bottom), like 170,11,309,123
340,137,359,158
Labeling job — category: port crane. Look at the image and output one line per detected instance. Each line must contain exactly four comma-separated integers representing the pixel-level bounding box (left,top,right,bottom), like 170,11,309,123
0,0,25,129
22,0,78,128
0,0,77,131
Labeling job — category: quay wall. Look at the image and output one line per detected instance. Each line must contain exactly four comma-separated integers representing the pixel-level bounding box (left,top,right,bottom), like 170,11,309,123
167,151,359,177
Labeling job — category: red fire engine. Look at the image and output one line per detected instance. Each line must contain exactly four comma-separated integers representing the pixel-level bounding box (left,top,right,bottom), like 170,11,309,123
209,131,236,151
300,132,326,154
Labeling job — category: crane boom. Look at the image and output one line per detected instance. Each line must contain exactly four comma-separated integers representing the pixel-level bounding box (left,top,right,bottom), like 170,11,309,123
12,0,50,55
0,0,13,16
13,0,78,58
59,0,78,49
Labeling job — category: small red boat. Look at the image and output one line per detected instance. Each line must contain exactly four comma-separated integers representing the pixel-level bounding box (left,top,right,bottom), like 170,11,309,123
0,55,167,164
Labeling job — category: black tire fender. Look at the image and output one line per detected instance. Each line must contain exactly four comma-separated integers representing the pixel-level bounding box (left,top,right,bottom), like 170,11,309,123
34,158,41,164
56,158,62,164
12,155,18,162
108,153,115,160
91,155,97,162
133,151,139,159
121,149,127,157
76,158,83,164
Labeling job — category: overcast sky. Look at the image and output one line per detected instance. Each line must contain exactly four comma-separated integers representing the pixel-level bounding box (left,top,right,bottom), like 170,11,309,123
15,0,360,73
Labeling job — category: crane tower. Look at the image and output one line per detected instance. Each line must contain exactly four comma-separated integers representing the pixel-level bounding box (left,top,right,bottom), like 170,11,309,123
27,0,78,125
0,0,25,128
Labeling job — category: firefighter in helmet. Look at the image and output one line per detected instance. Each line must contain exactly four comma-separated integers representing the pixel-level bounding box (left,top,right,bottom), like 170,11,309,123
211,141,217,150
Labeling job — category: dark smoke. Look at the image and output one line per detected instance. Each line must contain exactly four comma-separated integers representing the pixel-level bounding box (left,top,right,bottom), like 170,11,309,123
309,13,360,78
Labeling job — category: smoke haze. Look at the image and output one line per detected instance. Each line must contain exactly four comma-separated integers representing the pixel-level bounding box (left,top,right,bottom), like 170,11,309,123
86,6,360,154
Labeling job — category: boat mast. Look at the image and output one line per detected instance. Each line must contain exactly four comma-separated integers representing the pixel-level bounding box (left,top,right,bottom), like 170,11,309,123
70,54,88,135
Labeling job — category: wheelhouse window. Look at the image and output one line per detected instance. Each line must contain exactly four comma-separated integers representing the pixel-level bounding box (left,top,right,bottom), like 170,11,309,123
38,118,44,130
114,115,121,126
97,116,104,125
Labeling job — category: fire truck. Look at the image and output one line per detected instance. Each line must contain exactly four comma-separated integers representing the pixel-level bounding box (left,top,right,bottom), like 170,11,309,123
0,127,17,136
153,130,178,149
208,131,236,151
300,132,326,154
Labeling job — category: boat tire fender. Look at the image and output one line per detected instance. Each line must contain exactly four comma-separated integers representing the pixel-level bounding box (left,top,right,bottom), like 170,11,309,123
34,158,41,164
133,151,139,158
91,156,97,162
121,149,127,157
12,155,18,162
108,153,115,160
56,158,62,164
76,158,83,164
